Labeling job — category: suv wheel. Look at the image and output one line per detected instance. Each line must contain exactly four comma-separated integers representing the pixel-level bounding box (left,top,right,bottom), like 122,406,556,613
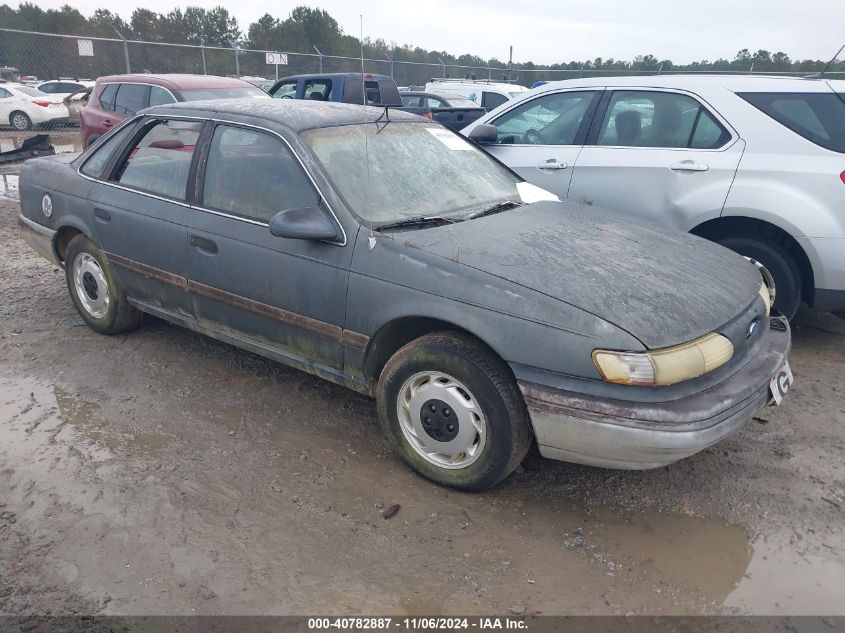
717,236,802,319
376,332,532,490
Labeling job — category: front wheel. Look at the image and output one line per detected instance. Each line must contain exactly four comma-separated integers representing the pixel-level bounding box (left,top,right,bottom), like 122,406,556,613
376,332,533,491
717,236,802,319
64,235,142,335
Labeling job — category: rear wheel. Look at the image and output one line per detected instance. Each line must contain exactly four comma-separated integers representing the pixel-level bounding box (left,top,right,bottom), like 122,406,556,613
10,111,32,131
376,332,532,491
716,236,802,319
64,235,142,335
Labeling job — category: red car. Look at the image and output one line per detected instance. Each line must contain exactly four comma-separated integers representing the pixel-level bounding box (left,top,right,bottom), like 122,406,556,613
80,74,269,147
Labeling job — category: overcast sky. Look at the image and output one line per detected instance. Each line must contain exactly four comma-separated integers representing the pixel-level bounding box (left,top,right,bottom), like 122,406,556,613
15,0,845,64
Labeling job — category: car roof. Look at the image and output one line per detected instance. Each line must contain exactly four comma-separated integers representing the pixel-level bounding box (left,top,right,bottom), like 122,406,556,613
532,74,845,93
151,98,426,132
428,80,528,91
277,73,393,82
95,74,255,90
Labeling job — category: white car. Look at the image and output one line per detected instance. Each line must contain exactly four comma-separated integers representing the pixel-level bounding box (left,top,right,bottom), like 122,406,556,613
0,83,69,130
425,79,528,111
36,79,94,100
463,75,845,318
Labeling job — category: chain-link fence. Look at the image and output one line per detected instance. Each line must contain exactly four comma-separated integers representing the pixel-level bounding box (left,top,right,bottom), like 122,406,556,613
2,26,844,145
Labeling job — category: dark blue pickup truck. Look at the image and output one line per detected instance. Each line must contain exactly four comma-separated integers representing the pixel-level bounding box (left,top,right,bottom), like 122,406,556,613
268,72,432,119
400,91,487,131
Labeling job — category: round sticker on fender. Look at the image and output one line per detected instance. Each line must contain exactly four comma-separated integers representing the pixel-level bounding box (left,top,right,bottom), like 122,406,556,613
41,193,53,218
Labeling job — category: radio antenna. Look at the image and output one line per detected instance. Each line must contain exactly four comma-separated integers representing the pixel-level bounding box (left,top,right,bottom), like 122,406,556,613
361,15,376,250
808,42,845,78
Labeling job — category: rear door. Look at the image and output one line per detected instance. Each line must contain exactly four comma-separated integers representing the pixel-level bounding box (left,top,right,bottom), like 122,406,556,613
481,89,602,198
86,116,203,317
568,88,744,230
187,122,352,374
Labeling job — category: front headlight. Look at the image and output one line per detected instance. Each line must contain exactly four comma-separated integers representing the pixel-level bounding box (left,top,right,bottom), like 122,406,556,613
593,332,734,386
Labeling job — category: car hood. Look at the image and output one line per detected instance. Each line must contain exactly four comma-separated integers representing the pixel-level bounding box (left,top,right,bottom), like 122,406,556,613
402,200,761,349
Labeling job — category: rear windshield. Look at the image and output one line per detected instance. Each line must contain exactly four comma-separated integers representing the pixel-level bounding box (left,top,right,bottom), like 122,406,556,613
739,91,845,153
180,87,269,101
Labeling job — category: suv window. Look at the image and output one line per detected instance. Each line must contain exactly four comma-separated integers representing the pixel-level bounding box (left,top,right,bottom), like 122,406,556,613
272,81,298,99
738,92,845,153
482,91,509,111
202,125,318,222
38,83,57,93
597,90,730,149
149,85,176,107
111,119,202,200
80,123,135,178
303,79,331,101
99,83,118,111
492,91,596,145
114,84,149,116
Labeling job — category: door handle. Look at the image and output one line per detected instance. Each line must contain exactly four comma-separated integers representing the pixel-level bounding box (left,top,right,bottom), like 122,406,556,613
189,235,218,255
670,160,709,172
537,159,569,172
93,207,111,222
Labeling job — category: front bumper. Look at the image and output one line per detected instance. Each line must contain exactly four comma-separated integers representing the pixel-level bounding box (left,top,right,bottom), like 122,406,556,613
19,213,60,266
518,316,791,470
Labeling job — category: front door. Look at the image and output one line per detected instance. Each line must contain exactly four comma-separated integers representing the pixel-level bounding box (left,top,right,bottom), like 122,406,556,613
87,116,203,317
481,89,602,199
186,123,352,375
568,89,745,231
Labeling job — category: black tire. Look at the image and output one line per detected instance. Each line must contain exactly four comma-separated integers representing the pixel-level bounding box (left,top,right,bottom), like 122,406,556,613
64,234,142,335
376,331,533,491
10,111,32,131
716,236,802,319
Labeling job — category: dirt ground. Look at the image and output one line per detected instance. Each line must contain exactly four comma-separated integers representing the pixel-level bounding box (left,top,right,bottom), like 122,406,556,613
0,166,844,617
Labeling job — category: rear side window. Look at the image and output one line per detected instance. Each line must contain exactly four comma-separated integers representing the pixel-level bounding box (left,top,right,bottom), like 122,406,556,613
149,86,176,107
303,79,332,101
202,125,318,222
112,119,202,200
0,88,10,99
80,123,135,178
99,84,118,111
114,84,149,116
739,92,845,153
482,91,508,111
596,90,730,149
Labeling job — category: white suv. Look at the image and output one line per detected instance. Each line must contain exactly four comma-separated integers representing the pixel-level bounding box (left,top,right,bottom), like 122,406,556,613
425,79,528,111
463,75,845,318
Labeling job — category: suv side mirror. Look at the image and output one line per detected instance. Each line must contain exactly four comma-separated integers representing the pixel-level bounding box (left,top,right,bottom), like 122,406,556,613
468,123,498,145
269,206,339,241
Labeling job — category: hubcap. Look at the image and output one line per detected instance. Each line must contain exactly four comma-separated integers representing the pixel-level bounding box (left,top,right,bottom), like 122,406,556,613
12,114,28,130
743,256,776,307
72,253,110,319
396,371,487,469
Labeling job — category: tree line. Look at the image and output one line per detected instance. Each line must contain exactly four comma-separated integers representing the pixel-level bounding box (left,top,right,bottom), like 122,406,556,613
0,2,840,74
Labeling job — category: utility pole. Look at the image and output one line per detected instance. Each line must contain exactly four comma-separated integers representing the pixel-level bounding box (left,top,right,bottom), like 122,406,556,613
437,56,446,79
508,45,513,79
111,25,130,74
200,26,207,75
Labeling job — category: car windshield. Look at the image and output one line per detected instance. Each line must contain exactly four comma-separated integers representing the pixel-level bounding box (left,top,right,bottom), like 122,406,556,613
180,87,269,101
302,122,523,225
14,85,41,97
445,97,480,108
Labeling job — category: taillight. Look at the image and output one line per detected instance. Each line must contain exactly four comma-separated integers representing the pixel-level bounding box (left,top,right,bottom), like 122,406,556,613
421,111,432,119
840,170,845,185
32,100,50,107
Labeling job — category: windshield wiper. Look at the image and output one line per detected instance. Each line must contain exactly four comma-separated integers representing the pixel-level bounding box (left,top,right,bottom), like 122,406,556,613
465,200,523,220
376,216,456,232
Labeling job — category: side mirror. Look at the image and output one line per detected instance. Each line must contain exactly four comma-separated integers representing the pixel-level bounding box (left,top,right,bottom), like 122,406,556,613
468,123,498,145
269,206,339,241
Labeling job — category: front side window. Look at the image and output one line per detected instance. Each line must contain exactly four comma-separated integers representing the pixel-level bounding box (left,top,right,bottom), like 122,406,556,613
111,119,202,200
271,81,298,99
482,91,509,111
738,92,845,153
596,90,730,149
149,85,176,107
202,125,318,222
423,96,446,108
493,91,595,145
400,94,421,107
303,80,332,101
80,122,136,178
99,83,118,111
303,122,522,225
113,83,149,116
